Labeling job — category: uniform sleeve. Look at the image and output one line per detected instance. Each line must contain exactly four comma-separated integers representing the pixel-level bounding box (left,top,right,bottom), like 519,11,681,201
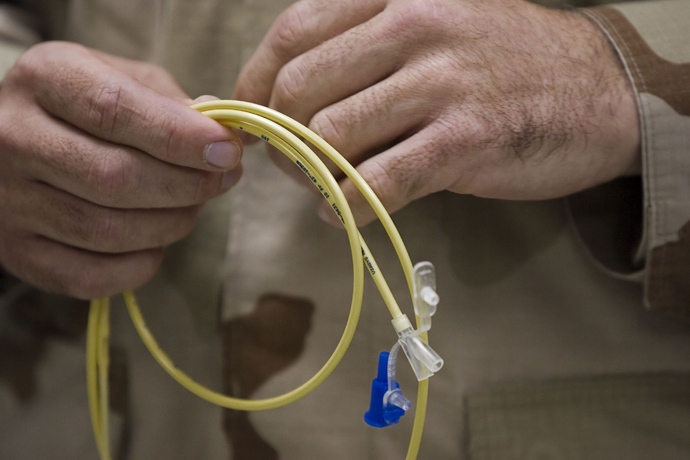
0,3,41,80
578,0,690,322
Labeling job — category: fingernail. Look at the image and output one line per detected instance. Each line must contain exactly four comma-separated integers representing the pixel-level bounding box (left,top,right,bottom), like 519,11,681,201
204,141,241,170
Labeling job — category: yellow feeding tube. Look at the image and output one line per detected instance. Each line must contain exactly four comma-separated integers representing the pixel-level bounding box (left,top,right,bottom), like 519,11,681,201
86,100,432,460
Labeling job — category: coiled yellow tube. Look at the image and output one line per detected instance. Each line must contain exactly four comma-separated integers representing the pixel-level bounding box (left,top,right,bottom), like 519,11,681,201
87,100,431,460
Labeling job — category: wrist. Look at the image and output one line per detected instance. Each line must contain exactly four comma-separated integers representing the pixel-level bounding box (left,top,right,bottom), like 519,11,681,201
577,9,641,178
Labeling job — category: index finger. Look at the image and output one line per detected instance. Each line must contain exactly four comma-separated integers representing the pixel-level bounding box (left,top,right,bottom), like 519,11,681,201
25,42,240,171
234,0,385,106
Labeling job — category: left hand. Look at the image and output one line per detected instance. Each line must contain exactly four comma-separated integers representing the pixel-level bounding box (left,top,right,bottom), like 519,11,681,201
234,0,639,226
0,43,242,298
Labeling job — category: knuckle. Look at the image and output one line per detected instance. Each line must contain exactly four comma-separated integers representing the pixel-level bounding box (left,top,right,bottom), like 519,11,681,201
87,207,128,250
429,118,483,194
6,42,72,89
273,62,309,110
270,3,310,60
385,0,464,44
6,50,38,90
86,150,138,205
361,160,400,202
84,80,127,137
309,110,343,147
157,171,221,207
389,1,440,33
152,112,179,161
441,110,491,151
132,108,181,163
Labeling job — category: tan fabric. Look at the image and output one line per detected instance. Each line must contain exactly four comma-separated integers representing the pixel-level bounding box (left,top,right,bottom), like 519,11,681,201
466,374,690,460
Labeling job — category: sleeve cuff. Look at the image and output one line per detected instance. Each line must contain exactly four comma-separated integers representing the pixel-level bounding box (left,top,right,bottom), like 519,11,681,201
577,2,690,321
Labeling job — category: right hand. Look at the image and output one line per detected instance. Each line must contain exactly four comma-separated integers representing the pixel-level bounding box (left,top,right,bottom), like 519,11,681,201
0,41,243,299
234,0,639,227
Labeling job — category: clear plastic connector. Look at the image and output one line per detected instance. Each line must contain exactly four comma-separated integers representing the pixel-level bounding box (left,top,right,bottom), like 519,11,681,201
413,261,439,332
393,316,444,381
365,261,444,426
384,341,411,412
388,261,444,381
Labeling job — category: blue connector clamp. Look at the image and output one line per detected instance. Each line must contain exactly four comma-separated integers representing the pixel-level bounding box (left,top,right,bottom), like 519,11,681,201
364,352,406,428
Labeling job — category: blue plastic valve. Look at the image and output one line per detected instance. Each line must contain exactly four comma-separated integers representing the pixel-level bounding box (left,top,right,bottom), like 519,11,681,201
364,352,406,427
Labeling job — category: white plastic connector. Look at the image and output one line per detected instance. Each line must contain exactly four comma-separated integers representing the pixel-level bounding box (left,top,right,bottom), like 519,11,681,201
391,314,444,381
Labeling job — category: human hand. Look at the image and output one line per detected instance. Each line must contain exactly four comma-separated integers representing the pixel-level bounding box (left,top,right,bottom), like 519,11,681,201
234,0,639,226
0,42,243,298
